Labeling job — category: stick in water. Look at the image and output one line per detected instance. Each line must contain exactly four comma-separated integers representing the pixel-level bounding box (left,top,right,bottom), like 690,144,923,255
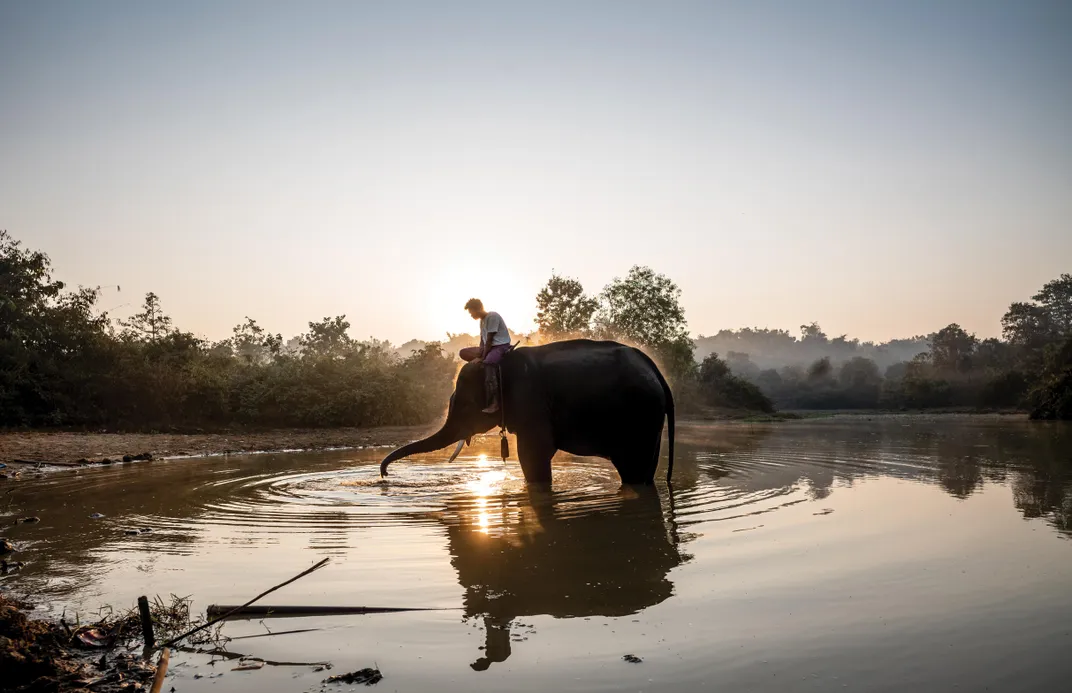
205,604,456,619
159,557,330,649
149,648,170,693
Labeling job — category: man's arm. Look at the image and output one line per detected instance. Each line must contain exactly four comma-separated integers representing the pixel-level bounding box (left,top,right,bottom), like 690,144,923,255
481,313,502,359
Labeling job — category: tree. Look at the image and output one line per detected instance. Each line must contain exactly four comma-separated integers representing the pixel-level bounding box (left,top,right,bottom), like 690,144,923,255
807,357,833,381
838,356,882,407
800,322,828,343
594,266,688,349
1028,336,1072,420
930,323,977,374
974,338,1015,372
120,293,173,342
300,316,353,359
839,357,881,389
535,273,598,339
1032,273,1072,335
1002,302,1054,348
231,317,282,365
0,230,74,345
697,353,774,412
725,351,760,380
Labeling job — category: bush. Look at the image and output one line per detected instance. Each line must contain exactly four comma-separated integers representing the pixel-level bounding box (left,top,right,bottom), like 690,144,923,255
696,354,774,413
1028,337,1072,420
0,231,457,430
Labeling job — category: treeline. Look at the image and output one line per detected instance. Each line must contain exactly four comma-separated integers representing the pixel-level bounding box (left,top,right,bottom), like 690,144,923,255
4,228,1069,429
533,268,774,415
532,267,1072,419
694,326,929,372
0,231,456,429
707,287,1072,418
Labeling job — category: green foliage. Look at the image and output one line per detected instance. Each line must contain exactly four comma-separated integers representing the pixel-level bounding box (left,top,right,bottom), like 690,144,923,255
120,293,174,342
534,266,704,396
524,265,1072,416
1028,337,1072,420
0,232,456,430
697,354,774,413
930,323,977,373
1031,274,1072,334
535,274,598,339
594,266,689,349
3,228,1068,427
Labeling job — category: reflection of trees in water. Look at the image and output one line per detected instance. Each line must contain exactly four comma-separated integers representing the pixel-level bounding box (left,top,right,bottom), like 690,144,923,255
1005,425,1072,534
1013,472,1072,532
676,419,1072,536
436,486,683,671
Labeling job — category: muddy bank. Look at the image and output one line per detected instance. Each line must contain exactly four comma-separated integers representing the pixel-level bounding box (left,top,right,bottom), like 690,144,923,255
0,593,171,693
0,425,437,468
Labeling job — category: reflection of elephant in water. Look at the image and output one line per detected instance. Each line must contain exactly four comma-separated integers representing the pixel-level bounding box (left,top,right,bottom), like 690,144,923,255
439,486,683,670
380,340,675,484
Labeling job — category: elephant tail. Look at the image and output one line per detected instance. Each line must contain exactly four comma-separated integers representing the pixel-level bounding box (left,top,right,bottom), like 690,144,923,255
662,371,675,483
630,347,676,482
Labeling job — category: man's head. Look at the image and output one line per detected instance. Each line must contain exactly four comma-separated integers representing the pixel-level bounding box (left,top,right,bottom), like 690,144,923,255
464,298,486,320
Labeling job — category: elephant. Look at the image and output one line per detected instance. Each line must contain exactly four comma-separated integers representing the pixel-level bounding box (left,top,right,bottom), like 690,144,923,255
379,339,675,484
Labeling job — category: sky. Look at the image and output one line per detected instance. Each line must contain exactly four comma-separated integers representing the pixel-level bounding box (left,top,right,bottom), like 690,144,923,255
2,0,1070,345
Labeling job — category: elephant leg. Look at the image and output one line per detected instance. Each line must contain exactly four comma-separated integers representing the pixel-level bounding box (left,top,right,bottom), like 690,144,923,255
516,434,554,484
613,457,655,485
613,426,662,485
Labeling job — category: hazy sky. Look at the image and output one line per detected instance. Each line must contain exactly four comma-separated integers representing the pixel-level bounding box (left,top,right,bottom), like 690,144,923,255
2,1,1070,345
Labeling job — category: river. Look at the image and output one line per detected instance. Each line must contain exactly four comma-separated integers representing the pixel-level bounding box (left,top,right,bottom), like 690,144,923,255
2,416,1071,692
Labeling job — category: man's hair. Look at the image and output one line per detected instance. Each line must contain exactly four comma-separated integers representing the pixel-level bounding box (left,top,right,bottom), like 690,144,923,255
464,298,483,312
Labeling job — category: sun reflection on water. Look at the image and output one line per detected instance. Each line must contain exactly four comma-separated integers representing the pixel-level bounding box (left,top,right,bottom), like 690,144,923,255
466,467,509,534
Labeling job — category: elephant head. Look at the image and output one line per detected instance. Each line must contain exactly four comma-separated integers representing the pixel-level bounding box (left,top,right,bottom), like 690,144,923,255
380,360,503,477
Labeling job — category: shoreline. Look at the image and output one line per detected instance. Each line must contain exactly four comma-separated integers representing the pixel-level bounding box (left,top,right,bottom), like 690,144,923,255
0,411,1033,470
0,425,438,469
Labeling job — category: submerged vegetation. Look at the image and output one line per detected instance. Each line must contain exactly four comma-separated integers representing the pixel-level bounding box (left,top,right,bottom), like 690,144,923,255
2,229,1069,428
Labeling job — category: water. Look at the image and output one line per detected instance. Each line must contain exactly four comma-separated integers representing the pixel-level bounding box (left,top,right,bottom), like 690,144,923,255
3,417,1072,692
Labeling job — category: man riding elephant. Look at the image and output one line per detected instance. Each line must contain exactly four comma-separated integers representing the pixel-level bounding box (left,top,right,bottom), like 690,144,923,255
458,298,512,414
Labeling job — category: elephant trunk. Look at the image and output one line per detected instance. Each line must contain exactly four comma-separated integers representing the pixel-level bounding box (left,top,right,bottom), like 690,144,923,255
379,424,460,477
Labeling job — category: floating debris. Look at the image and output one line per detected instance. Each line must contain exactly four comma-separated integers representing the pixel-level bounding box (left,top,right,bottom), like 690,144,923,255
89,513,106,519
324,668,383,685
1,559,25,574
232,658,265,671
19,516,41,524
0,538,15,554
77,627,111,648
622,654,643,663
